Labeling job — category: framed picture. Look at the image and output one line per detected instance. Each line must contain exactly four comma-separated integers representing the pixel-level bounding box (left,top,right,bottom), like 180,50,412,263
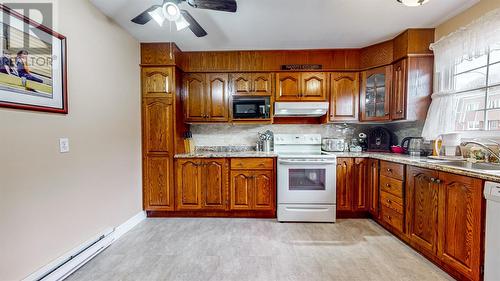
0,4,67,114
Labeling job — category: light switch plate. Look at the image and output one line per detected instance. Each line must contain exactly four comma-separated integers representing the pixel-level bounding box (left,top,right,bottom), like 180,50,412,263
59,138,69,153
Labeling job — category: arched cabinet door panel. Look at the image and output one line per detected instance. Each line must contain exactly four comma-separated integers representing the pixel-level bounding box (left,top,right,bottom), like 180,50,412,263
183,73,206,122
206,73,229,121
201,159,228,210
275,73,300,101
176,159,202,210
330,72,359,121
230,171,253,210
301,72,327,101
142,67,172,97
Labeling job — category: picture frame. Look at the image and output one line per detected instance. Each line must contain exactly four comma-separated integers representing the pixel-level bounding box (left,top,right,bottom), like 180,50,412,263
0,4,67,114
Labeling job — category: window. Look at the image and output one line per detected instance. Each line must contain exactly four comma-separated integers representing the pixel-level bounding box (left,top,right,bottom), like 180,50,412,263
454,45,500,131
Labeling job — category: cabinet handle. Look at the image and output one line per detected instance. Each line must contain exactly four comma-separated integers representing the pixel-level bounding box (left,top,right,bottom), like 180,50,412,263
386,183,391,188
386,215,392,221
397,110,403,114
385,112,389,116
387,168,392,173
430,177,435,183
386,199,392,204
435,179,442,184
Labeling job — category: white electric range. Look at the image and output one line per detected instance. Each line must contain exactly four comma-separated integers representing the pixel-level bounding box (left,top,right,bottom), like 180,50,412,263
274,134,337,222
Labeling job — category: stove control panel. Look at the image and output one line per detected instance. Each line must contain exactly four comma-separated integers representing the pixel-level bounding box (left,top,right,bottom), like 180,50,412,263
274,134,322,145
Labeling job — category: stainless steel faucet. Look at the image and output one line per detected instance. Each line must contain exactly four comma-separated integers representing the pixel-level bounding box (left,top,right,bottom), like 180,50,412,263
460,140,500,162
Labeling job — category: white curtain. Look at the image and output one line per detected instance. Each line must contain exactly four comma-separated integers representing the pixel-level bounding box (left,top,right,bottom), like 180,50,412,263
421,8,500,140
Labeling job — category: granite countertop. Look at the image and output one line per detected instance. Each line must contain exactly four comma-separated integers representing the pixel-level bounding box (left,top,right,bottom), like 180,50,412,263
174,147,500,182
174,151,278,158
324,152,500,182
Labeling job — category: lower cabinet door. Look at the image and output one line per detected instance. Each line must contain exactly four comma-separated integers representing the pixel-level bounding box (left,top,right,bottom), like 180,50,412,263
201,159,228,210
176,159,202,210
353,158,369,211
406,166,439,254
230,170,253,210
253,170,274,210
336,158,354,211
437,172,483,281
368,159,379,218
144,155,174,211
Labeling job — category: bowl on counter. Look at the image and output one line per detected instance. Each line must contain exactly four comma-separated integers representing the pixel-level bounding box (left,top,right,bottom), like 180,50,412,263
391,145,404,154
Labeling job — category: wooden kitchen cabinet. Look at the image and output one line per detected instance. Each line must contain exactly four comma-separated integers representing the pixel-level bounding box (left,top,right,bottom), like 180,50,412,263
336,157,369,216
360,66,392,121
275,72,327,101
183,73,229,122
230,158,275,212
230,73,273,96
142,97,175,211
275,72,301,101
437,172,483,281
378,161,405,233
175,158,228,210
406,166,439,254
329,72,359,122
336,158,354,212
353,158,369,211
141,67,172,98
301,72,327,101
406,166,484,281
391,59,407,120
368,159,380,218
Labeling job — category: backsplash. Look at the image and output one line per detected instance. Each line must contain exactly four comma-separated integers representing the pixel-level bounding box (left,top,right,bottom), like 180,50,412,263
190,121,425,147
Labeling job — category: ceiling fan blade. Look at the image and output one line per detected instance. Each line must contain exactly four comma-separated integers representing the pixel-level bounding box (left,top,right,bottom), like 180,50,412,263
185,0,237,12
180,10,208,37
131,5,160,25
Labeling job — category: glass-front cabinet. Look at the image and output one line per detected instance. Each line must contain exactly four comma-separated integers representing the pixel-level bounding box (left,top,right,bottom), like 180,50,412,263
360,66,392,121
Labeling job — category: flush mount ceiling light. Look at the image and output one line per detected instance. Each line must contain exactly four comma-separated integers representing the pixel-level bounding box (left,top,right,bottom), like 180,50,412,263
397,0,430,7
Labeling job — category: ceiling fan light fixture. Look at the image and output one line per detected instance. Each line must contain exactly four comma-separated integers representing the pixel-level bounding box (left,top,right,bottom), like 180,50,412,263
175,15,190,31
148,6,165,26
163,2,181,21
397,0,430,7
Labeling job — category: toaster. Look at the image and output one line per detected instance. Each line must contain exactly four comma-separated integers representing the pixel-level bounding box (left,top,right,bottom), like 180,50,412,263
322,138,345,152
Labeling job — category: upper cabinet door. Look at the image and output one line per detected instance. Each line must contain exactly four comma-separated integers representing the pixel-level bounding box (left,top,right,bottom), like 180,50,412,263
391,59,407,120
275,72,301,101
301,72,327,101
183,73,206,122
360,66,392,121
252,73,273,96
330,72,359,122
142,67,172,98
230,73,252,95
206,73,229,121
142,97,173,153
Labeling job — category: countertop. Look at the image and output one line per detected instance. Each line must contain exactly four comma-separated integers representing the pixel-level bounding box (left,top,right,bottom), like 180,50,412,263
324,152,500,182
174,150,500,182
174,151,278,158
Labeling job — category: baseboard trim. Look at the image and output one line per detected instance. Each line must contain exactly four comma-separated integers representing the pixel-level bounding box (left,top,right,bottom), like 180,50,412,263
23,211,146,281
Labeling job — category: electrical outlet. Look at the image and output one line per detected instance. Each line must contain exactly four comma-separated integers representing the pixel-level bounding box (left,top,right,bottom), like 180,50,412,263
59,138,69,153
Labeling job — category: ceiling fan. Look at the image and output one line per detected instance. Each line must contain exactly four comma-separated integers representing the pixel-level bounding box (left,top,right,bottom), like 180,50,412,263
131,0,237,37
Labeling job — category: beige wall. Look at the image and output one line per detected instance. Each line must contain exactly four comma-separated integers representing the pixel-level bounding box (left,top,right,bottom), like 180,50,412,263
436,0,500,40
0,0,142,280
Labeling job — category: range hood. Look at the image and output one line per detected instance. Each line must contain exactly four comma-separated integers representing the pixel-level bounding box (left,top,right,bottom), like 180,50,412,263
274,102,329,117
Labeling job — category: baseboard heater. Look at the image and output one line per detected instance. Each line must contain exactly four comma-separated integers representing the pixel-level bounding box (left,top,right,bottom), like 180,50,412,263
25,228,115,281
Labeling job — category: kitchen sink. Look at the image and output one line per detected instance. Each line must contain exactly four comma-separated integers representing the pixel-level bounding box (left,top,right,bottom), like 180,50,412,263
436,161,500,171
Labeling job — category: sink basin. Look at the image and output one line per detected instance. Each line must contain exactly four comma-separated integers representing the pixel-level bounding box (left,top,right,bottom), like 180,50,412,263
437,161,500,171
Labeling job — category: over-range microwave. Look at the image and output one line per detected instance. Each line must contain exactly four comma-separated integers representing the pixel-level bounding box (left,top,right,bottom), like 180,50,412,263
232,97,270,119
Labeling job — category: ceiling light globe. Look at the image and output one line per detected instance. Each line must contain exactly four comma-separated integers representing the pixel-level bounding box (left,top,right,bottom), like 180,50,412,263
163,2,181,21
397,0,430,7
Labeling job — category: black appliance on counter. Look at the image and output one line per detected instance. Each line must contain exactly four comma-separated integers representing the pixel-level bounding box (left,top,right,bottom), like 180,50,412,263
401,137,428,156
367,127,391,152
232,97,270,119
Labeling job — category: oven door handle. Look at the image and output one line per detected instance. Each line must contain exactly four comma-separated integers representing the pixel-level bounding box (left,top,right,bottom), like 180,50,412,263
278,160,336,165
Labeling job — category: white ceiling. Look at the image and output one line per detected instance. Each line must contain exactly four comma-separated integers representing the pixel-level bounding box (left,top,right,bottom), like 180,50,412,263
89,0,479,51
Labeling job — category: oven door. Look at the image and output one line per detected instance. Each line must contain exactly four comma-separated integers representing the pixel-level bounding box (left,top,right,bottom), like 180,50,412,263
277,158,336,204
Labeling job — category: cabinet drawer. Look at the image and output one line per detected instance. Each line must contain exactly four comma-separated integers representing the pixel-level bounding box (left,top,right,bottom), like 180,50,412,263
380,191,403,214
380,161,404,180
231,158,274,170
381,205,404,233
380,175,403,198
